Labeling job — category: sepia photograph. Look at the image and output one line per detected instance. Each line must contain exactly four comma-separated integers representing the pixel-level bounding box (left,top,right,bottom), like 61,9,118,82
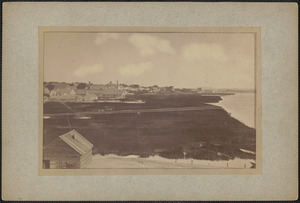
39,27,261,174
3,2,297,200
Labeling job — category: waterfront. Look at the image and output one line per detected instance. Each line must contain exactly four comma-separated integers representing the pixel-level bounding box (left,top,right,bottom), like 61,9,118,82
211,93,255,128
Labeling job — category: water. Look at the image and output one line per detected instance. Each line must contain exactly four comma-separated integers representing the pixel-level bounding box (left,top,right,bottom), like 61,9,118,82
212,93,255,128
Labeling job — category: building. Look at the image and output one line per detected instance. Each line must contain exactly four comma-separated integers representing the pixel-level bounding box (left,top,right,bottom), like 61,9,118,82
43,130,93,169
74,89,86,101
84,93,98,101
53,83,70,90
151,86,160,93
43,87,50,95
201,88,215,93
74,89,86,95
56,88,75,96
89,84,107,90
88,81,119,90
87,88,125,99
76,95,84,102
50,89,57,96
106,81,118,89
48,83,71,97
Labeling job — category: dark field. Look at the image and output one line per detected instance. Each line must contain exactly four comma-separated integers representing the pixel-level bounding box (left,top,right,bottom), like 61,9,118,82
43,94,256,161
44,94,222,114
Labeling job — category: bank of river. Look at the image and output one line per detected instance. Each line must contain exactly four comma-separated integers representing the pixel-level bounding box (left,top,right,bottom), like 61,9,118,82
211,93,255,128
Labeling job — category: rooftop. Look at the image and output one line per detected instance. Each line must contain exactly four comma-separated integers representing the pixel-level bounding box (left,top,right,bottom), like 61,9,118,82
59,130,93,155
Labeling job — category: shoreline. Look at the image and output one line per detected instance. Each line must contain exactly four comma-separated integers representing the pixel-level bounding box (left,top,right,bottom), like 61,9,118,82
85,154,255,169
209,93,255,128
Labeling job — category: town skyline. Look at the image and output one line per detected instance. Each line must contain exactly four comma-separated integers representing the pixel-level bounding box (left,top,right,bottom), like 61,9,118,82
44,80,255,91
44,32,255,89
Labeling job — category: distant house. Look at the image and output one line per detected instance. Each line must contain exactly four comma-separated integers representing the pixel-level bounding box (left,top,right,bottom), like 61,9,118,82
43,95,49,102
84,93,98,101
89,82,118,90
70,89,76,95
105,83,117,89
43,130,93,169
48,83,71,97
74,89,86,102
57,88,75,96
202,88,214,93
53,83,70,90
89,84,107,90
74,89,86,95
50,89,57,96
44,87,50,95
76,95,84,102
87,88,125,99
151,86,160,93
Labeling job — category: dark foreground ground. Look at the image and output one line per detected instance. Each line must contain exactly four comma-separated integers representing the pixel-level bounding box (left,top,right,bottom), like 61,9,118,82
43,94,256,161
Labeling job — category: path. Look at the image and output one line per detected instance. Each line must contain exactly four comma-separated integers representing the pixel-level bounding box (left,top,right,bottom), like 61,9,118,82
58,100,72,111
44,106,223,116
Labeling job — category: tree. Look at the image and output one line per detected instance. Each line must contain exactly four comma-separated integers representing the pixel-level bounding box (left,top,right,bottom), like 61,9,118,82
130,84,140,88
181,88,193,92
77,83,87,89
165,86,174,91
45,84,55,92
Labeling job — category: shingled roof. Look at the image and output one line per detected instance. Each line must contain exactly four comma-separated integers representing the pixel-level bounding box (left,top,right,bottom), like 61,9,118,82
59,130,93,155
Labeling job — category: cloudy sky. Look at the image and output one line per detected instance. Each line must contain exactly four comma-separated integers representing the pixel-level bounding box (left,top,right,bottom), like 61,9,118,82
44,31,255,89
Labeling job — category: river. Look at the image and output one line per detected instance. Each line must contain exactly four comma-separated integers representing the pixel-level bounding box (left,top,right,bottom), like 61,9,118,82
211,93,255,128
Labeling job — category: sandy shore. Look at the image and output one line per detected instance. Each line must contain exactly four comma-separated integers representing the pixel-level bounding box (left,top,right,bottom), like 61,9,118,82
85,154,255,169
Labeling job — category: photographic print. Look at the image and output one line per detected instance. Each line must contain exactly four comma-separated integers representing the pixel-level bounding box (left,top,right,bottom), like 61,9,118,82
3,2,298,201
39,27,261,175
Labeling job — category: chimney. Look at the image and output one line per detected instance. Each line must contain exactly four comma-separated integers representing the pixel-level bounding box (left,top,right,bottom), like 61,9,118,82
117,80,119,89
72,133,76,140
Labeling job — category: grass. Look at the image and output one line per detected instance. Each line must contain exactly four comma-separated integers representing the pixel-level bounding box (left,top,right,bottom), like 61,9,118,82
44,94,222,114
43,94,255,161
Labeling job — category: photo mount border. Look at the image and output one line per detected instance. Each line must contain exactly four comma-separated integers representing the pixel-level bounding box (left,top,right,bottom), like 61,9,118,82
38,26,262,176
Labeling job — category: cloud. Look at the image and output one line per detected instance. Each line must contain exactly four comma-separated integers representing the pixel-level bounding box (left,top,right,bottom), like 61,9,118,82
74,64,104,77
95,33,120,45
182,43,227,62
129,34,175,56
119,62,153,77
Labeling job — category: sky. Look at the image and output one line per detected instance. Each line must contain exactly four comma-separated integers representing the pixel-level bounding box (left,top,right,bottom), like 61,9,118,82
44,31,255,89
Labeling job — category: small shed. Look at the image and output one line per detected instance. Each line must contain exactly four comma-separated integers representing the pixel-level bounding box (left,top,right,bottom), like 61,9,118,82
43,130,93,169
